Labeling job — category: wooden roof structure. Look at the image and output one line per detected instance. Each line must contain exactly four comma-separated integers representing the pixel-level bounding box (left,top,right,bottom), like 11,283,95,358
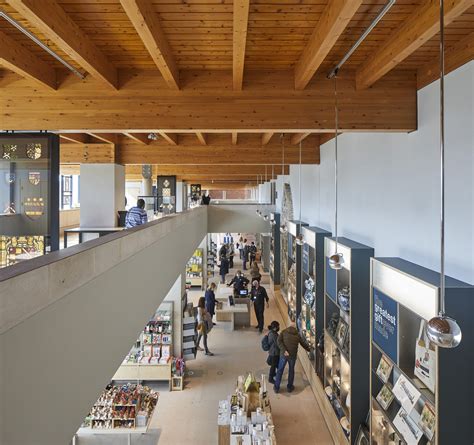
1,0,473,187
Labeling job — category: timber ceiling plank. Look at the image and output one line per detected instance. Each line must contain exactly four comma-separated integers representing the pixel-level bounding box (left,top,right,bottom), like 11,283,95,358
60,133,89,144
119,0,179,89
290,133,311,145
294,0,363,90
0,29,56,89
356,0,474,89
158,132,178,145
123,132,151,145
233,0,250,90
88,133,117,144
6,0,118,89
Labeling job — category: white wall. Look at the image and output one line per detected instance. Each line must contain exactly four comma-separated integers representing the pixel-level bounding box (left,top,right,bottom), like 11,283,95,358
275,174,290,212
287,62,474,284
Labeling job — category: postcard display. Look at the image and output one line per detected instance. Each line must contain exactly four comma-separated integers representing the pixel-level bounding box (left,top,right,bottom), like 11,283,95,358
0,133,59,267
323,237,374,444
112,302,174,388
286,220,308,322
269,212,281,288
298,226,331,377
187,248,204,288
370,258,474,445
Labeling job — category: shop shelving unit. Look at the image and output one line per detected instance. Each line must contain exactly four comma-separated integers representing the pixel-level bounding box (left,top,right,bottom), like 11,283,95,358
298,226,331,378
370,257,473,445
182,296,196,361
269,212,281,288
286,220,308,322
207,237,217,281
186,248,204,288
323,237,373,444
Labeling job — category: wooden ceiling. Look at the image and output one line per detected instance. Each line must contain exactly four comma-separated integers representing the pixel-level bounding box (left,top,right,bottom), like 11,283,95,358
1,0,474,188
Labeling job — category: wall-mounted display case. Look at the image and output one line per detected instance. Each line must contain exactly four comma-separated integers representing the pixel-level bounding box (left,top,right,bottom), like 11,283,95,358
269,212,281,287
298,226,331,377
286,220,308,322
370,257,473,445
0,133,59,267
323,237,373,444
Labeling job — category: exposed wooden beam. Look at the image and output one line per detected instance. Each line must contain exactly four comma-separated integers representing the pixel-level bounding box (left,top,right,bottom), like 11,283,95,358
233,0,250,90
158,132,178,145
319,133,335,146
294,0,362,90
119,0,179,90
261,132,274,146
196,132,207,145
357,0,474,90
0,30,56,90
290,133,311,145
418,31,474,89
7,0,118,89
88,133,117,144
60,133,89,144
232,132,238,145
123,133,151,145
0,70,417,132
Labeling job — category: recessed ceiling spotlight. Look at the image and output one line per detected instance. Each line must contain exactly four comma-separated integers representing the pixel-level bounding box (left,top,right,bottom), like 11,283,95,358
148,133,158,140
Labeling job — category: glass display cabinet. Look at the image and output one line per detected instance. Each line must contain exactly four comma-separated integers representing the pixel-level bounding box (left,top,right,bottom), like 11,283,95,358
370,258,474,445
0,133,59,267
323,237,374,444
298,226,331,377
269,212,281,288
286,220,308,322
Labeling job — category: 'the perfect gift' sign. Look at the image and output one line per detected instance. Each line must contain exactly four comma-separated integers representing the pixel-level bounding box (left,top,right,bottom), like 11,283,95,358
373,289,398,363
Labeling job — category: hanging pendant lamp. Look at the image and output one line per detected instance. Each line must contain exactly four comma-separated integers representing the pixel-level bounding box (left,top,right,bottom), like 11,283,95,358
329,74,344,270
426,0,462,349
296,140,304,246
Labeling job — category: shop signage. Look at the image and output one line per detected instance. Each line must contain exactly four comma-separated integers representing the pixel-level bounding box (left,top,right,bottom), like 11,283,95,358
373,289,398,363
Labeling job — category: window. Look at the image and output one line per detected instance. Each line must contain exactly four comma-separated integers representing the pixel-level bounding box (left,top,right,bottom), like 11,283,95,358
60,174,80,209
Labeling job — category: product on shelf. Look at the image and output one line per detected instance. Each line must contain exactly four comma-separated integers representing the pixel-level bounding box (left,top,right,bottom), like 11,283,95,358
186,248,203,286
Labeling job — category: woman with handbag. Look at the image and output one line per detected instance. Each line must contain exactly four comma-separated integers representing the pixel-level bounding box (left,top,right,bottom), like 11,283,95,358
266,321,280,384
196,297,214,356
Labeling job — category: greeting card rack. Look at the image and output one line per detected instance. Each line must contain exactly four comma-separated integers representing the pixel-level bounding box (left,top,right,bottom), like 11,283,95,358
269,212,281,288
370,257,473,445
298,226,331,377
323,237,373,444
286,220,308,322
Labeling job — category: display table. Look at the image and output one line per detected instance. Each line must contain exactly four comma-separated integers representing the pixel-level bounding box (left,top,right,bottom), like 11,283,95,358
74,423,150,445
112,362,172,390
216,303,249,331
64,226,124,248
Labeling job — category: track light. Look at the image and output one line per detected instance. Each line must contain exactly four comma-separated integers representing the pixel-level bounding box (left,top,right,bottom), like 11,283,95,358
280,224,287,234
263,214,269,221
148,133,158,140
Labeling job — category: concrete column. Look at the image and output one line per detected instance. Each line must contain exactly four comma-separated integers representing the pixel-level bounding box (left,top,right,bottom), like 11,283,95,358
176,181,185,212
80,164,125,232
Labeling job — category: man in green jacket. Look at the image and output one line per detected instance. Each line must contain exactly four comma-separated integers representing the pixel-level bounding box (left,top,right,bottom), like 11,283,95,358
274,322,310,393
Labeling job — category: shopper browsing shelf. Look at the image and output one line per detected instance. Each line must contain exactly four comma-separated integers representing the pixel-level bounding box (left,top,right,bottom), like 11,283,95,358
274,322,310,393
196,297,214,356
204,282,217,325
125,198,148,228
265,321,280,384
251,280,269,333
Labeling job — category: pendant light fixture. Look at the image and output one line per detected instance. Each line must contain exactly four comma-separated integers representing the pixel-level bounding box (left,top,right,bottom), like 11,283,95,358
279,133,288,234
296,140,304,246
328,74,344,270
426,0,462,349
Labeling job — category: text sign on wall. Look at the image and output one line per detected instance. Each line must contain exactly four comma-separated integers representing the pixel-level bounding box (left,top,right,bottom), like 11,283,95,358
302,244,310,274
373,288,398,364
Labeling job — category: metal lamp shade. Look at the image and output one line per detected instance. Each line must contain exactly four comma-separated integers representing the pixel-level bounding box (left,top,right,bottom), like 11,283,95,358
426,314,462,348
280,225,287,234
295,234,304,246
329,253,344,270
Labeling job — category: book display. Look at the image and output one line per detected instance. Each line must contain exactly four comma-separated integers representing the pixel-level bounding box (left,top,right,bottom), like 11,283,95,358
286,220,308,322
269,212,281,288
370,257,474,445
217,373,276,445
0,133,59,267
79,383,158,431
113,302,174,388
298,226,331,375
323,237,373,444
186,248,204,288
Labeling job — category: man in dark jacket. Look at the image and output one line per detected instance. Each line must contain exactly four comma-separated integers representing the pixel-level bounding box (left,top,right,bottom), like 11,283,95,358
274,322,310,393
204,282,217,324
251,280,269,332
227,270,249,296
219,255,229,284
242,239,249,270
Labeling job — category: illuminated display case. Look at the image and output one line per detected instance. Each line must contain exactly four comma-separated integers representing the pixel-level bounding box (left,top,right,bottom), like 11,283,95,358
323,237,373,444
0,133,59,267
370,258,474,445
270,212,281,287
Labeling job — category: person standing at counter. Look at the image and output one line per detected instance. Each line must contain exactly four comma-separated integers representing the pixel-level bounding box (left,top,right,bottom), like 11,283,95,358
251,280,269,333
125,198,148,228
204,282,217,325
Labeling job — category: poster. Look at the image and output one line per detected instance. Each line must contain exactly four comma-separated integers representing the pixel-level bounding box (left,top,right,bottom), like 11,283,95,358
373,289,398,363
393,407,423,445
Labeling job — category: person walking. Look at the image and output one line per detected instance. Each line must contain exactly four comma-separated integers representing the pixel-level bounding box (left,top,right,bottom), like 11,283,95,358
251,280,269,333
204,282,217,324
266,321,280,384
250,261,262,283
125,198,148,228
238,236,244,259
218,255,229,284
196,297,213,356
228,244,235,269
242,239,249,270
249,241,257,266
274,322,310,393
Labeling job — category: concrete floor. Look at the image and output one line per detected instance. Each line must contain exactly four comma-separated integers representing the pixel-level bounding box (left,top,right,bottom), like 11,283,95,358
76,258,333,445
